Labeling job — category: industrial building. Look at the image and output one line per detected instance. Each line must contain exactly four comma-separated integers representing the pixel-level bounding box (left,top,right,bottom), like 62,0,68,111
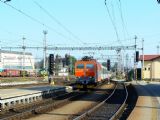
0,50,35,73
140,55,160,81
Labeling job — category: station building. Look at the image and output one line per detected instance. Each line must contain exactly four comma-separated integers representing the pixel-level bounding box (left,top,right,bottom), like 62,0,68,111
139,55,160,81
0,50,35,73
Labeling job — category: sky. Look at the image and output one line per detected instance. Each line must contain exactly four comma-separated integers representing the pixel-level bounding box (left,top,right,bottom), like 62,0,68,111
0,0,160,66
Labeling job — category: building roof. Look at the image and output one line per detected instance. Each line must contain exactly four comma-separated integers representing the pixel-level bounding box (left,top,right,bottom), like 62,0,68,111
139,55,160,61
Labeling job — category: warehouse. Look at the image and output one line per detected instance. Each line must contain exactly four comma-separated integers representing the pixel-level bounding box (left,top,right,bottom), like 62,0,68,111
0,50,35,73
140,55,160,81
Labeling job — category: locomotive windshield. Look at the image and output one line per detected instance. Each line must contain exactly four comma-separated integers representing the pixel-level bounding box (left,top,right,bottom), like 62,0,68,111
86,64,94,69
77,64,84,69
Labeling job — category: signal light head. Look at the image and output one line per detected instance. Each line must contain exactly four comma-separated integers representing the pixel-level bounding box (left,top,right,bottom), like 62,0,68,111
49,54,54,75
107,59,110,71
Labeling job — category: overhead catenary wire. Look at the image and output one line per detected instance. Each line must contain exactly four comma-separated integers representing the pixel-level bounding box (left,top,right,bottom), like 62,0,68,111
33,1,85,45
79,37,136,46
117,0,126,40
0,0,80,44
117,0,129,39
104,0,123,46
104,0,120,42
104,0,128,73
111,2,116,25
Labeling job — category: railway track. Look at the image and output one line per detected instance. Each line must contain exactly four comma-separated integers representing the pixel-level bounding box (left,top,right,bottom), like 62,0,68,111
0,75,76,89
0,80,75,89
0,90,85,120
0,82,49,89
73,83,128,120
0,82,115,120
26,83,115,120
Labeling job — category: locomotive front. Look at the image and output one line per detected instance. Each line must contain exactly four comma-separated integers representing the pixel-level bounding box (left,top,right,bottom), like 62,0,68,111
75,57,98,89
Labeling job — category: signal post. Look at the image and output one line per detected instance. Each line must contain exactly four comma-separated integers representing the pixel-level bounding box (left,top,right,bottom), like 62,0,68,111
48,54,54,84
107,59,111,84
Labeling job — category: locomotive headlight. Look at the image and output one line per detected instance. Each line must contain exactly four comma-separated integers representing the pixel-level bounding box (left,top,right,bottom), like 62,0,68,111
90,77,94,79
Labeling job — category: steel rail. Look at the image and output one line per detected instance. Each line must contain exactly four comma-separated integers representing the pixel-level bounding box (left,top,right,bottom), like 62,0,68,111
73,84,118,120
1,90,84,120
109,84,128,120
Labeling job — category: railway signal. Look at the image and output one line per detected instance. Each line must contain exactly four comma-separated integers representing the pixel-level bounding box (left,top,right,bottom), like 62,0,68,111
48,54,54,75
62,58,66,67
65,54,70,66
136,51,139,62
107,59,111,71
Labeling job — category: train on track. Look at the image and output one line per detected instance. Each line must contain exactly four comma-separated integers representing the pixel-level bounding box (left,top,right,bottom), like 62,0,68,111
75,56,109,89
0,69,31,77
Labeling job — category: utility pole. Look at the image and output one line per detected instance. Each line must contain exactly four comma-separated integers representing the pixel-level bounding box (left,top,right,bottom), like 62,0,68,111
0,40,1,65
142,39,144,80
22,36,26,77
70,56,73,75
134,35,137,82
116,49,121,78
125,54,129,70
122,51,125,74
157,45,159,55
43,30,47,71
125,54,129,80
120,51,123,73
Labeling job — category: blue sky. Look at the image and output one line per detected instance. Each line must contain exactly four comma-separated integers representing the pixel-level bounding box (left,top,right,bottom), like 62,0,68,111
0,0,160,64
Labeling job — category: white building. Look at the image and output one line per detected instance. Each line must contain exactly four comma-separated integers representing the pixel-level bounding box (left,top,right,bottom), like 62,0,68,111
58,67,69,76
140,55,160,81
0,50,35,73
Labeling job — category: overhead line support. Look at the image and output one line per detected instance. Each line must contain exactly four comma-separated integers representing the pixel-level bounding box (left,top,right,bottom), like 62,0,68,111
22,36,26,77
134,35,137,82
2,45,135,51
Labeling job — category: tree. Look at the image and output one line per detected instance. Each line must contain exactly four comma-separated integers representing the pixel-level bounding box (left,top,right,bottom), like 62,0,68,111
34,59,43,70
69,56,77,75
102,62,107,67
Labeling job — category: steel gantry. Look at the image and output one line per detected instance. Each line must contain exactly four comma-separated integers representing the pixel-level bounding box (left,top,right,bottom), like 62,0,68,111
1,45,135,73
2,45,135,51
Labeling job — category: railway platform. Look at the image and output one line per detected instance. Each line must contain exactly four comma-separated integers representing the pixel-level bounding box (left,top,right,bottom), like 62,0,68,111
128,80,160,120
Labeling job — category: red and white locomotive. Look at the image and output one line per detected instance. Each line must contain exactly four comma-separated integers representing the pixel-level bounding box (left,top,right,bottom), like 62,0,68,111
74,56,109,89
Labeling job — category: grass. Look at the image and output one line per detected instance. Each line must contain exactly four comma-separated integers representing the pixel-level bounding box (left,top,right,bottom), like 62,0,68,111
0,77,45,83
0,75,76,83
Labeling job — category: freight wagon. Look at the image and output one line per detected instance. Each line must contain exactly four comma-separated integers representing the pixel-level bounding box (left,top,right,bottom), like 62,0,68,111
0,69,29,77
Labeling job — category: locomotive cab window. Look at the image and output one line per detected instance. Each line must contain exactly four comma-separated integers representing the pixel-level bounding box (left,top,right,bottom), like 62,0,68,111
86,64,94,69
77,64,84,69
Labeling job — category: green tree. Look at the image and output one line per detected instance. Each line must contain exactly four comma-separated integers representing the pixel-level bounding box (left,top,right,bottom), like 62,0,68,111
69,56,77,75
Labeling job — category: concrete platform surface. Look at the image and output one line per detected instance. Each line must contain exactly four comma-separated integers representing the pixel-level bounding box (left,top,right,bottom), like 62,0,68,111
0,85,64,99
128,81,160,120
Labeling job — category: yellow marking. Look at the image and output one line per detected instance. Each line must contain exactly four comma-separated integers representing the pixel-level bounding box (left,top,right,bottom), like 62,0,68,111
87,85,95,88
51,81,54,85
76,85,83,88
